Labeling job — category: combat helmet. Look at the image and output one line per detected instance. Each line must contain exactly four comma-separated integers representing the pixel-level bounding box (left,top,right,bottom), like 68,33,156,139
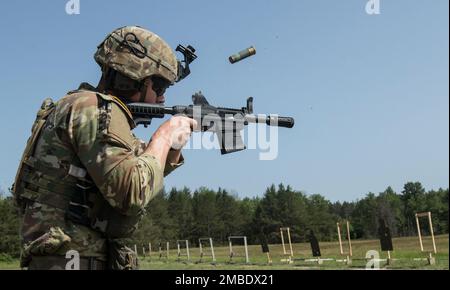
95,26,179,86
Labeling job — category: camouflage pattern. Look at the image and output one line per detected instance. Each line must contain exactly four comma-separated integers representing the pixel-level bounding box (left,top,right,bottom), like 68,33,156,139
16,86,183,266
95,26,179,84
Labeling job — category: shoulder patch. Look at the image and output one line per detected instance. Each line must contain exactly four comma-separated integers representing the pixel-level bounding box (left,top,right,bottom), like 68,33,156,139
107,102,137,149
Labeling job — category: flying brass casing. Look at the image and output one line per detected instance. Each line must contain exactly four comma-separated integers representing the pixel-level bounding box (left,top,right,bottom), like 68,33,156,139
229,46,256,64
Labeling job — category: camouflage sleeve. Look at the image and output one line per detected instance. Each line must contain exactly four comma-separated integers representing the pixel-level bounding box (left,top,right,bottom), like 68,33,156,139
164,152,184,177
67,94,164,216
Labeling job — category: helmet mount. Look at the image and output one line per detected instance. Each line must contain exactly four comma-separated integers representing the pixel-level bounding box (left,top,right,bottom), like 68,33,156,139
176,44,197,82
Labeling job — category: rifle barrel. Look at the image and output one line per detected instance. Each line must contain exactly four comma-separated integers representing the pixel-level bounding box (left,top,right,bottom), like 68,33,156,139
245,114,295,128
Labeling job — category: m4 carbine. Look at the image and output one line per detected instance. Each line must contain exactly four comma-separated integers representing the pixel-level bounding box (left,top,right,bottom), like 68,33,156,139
127,92,294,154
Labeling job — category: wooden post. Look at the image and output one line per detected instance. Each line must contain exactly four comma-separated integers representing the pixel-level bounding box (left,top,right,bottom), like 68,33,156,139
166,242,170,261
346,221,353,257
210,238,216,263
244,236,249,264
428,212,437,254
199,239,204,262
346,255,352,265
287,228,294,257
177,240,190,262
199,241,203,255
148,243,152,261
415,213,424,251
134,244,138,256
266,252,273,265
416,212,438,265
199,238,216,263
337,223,344,255
229,238,233,262
428,252,436,265
186,240,191,261
228,236,249,264
280,227,293,263
280,228,286,255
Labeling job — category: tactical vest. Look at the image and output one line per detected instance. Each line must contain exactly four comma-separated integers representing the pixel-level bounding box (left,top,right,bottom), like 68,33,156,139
12,91,144,239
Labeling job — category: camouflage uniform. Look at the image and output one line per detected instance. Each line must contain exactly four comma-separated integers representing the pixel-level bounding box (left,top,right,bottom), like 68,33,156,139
12,26,184,270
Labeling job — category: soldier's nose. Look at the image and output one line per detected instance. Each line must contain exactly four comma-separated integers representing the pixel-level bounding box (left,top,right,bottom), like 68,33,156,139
157,95,165,104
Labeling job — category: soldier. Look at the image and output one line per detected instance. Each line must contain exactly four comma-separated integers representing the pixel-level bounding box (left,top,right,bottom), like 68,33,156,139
11,26,196,270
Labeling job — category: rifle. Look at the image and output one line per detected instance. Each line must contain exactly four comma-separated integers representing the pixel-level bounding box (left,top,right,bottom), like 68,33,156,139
127,92,295,154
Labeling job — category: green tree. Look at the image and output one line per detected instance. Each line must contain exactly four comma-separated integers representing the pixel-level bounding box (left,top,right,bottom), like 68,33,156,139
351,193,379,239
0,190,21,258
215,189,244,242
132,189,177,247
275,184,309,242
376,186,403,237
331,201,355,220
252,184,310,243
306,194,337,241
192,188,220,244
425,188,449,234
239,197,260,244
401,182,427,236
167,187,194,241
254,184,281,243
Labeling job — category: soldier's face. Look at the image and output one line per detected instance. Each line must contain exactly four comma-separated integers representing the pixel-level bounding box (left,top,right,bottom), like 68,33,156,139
142,78,166,104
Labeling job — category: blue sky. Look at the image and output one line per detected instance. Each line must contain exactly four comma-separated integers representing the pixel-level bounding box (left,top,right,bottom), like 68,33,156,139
0,0,448,202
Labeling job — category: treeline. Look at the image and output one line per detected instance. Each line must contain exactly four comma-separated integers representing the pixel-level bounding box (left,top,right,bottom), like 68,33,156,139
0,191,21,259
131,182,448,248
0,182,448,258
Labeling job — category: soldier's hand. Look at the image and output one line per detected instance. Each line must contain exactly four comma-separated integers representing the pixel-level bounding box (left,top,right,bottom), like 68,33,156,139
155,116,198,150
146,116,197,169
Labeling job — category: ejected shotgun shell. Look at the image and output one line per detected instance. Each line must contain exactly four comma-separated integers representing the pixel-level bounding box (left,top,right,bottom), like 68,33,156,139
229,46,256,64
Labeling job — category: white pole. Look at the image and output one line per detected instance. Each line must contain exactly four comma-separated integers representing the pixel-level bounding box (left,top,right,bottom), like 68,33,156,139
428,212,437,254
416,214,424,252
337,223,343,255
280,228,287,255
347,221,353,257
229,238,233,261
287,228,294,257
186,240,191,261
149,243,152,260
244,236,249,264
210,238,216,262
199,239,203,261
167,242,170,260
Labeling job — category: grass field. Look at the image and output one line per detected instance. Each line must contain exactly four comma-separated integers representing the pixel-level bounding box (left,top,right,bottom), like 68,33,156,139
1,235,448,270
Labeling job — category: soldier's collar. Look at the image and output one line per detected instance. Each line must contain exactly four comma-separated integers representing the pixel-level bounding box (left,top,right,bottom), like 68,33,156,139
110,95,136,129
78,82,97,91
67,82,97,95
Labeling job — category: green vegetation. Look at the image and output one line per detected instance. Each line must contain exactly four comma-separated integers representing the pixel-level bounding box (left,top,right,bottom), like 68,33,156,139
1,235,448,270
0,181,448,270
130,182,448,248
137,235,449,270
